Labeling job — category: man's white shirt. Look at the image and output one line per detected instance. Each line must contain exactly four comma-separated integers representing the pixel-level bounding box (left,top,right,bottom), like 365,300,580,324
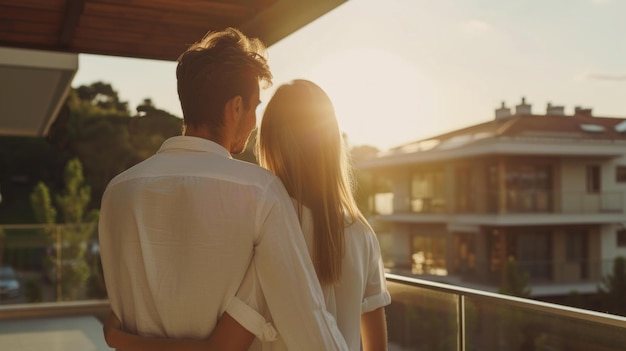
99,136,348,350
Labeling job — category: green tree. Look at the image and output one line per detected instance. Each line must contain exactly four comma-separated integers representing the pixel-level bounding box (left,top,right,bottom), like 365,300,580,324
48,85,183,207
30,182,57,225
598,256,626,316
0,136,62,224
2,81,184,224
30,158,98,300
129,98,183,161
499,256,531,298
75,81,129,113
496,256,533,351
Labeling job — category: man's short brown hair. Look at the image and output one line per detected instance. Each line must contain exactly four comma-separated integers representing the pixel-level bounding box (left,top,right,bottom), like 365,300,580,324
176,27,272,132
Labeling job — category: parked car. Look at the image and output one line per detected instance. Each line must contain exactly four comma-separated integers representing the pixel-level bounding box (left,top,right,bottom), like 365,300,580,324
0,266,20,298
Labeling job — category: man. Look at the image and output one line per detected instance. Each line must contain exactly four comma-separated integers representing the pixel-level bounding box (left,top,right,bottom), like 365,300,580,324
99,28,348,350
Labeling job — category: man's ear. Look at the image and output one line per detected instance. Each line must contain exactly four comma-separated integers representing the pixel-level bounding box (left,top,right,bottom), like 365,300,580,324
224,95,244,125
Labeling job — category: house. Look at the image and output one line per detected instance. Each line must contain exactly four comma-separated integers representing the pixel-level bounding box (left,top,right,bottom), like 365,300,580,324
359,98,626,297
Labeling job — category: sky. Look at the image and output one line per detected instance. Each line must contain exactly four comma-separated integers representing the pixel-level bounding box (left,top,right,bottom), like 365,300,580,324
72,0,626,151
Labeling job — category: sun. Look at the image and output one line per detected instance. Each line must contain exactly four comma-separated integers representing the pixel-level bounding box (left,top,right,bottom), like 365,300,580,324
301,47,436,150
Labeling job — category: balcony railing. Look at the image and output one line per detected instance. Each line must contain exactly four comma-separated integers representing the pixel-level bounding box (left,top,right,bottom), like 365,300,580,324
386,273,626,351
1,274,625,350
373,190,625,215
3,224,626,351
0,223,103,305
445,258,618,285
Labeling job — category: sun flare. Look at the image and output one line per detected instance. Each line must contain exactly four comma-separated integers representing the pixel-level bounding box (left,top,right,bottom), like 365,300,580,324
301,48,436,150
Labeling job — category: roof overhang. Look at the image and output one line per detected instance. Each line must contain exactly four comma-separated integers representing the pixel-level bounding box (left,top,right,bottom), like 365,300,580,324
360,137,626,169
0,0,348,137
0,46,77,137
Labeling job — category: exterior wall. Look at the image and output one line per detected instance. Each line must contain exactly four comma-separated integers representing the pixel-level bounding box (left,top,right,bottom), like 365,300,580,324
560,159,586,212
559,158,618,213
372,149,625,293
604,155,626,214
601,224,626,270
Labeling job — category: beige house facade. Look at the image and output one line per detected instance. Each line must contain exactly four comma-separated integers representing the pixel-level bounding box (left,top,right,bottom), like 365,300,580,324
361,99,626,297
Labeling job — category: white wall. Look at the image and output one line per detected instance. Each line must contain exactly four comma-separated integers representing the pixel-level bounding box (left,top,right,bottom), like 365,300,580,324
561,157,626,265
600,224,626,275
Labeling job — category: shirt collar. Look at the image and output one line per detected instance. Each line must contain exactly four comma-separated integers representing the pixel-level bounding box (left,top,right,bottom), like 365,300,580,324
157,136,232,159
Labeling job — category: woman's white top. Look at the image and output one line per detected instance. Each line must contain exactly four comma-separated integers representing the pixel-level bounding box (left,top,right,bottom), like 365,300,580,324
236,202,391,351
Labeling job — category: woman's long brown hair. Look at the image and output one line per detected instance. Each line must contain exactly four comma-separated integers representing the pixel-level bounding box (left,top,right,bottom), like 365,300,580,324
257,79,366,286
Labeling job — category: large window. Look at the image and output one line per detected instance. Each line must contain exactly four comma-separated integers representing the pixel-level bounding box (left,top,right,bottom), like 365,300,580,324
486,164,499,213
566,230,588,262
515,230,553,281
566,229,589,279
505,164,552,212
491,228,553,281
453,233,476,275
586,165,601,193
616,166,626,183
411,236,447,276
617,229,626,247
455,165,477,213
411,169,445,213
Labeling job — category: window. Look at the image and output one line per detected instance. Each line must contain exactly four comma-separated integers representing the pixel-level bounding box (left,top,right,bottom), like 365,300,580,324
566,230,588,262
617,229,626,247
411,236,447,276
586,165,601,193
505,164,552,212
411,169,445,213
455,165,477,213
616,166,626,183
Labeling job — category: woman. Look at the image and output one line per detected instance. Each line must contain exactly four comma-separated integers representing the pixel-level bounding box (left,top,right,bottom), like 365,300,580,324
104,79,390,351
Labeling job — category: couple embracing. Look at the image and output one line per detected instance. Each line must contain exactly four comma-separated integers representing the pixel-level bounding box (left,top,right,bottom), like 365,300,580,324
99,27,390,351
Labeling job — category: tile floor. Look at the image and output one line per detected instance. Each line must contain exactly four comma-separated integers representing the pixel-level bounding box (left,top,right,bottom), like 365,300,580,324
0,315,113,351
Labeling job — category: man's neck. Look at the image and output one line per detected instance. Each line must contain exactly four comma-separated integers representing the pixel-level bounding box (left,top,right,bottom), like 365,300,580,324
184,126,231,152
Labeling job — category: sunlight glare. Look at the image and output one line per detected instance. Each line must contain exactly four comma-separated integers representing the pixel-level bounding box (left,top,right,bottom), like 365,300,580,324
305,47,436,150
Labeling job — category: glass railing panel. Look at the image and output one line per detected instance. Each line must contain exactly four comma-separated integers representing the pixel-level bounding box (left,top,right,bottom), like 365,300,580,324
465,295,626,351
0,223,104,305
0,224,50,304
386,280,459,350
386,274,626,351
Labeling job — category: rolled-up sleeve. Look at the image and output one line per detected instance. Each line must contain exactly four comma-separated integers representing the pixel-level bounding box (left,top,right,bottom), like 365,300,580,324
226,296,277,342
249,179,348,351
362,229,391,314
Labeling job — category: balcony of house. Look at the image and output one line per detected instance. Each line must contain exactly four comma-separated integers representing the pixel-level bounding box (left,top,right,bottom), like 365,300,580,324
436,258,616,297
372,190,625,226
2,273,626,351
3,224,626,350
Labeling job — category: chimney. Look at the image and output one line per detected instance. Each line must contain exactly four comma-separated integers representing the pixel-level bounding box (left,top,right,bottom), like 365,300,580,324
546,102,565,116
574,106,593,117
495,101,512,119
515,97,532,115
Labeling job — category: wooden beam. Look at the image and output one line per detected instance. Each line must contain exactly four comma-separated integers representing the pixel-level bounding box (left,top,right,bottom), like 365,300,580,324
59,0,87,47
240,0,347,46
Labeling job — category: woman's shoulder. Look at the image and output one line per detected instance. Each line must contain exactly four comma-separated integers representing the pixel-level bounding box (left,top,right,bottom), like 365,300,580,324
344,216,378,246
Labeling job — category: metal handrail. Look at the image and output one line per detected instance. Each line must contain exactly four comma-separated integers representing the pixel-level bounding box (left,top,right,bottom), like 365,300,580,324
386,273,626,328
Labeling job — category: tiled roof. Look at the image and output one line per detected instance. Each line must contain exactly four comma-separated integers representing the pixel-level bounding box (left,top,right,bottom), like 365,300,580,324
390,113,626,154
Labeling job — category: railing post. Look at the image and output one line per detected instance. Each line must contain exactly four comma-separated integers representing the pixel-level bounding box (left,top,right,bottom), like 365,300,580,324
457,294,465,351
55,225,62,301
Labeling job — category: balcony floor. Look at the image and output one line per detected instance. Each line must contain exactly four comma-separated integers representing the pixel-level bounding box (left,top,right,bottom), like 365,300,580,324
0,315,112,351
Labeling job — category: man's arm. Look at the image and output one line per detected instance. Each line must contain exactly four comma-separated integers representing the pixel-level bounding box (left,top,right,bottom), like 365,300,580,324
360,307,388,351
103,311,254,351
